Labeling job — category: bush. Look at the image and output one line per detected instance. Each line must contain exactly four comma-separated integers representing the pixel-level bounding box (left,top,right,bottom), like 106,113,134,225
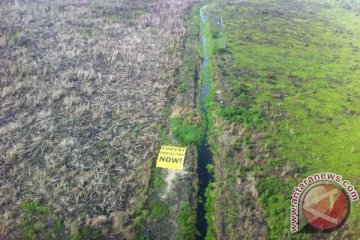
204,185,215,240
220,106,263,128
149,200,171,219
257,177,284,196
171,117,203,145
216,46,231,55
206,163,214,173
176,202,196,240
257,177,286,207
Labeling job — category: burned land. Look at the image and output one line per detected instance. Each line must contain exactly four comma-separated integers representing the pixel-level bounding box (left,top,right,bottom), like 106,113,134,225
0,0,196,239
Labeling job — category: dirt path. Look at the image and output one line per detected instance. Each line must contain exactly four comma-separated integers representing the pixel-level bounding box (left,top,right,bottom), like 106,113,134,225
161,169,189,199
161,169,177,198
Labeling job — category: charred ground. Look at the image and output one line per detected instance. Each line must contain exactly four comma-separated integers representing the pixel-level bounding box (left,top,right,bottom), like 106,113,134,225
0,0,197,239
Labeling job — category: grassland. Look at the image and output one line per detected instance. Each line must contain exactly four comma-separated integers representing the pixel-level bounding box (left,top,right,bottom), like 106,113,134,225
203,0,360,239
0,0,197,239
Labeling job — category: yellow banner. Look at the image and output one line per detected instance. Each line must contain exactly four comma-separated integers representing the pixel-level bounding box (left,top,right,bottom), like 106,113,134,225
156,145,186,170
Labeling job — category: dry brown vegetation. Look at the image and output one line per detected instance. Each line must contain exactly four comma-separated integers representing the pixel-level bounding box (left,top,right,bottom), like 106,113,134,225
0,0,196,238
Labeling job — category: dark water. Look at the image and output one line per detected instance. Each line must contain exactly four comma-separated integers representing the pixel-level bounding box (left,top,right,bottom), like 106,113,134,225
195,5,212,240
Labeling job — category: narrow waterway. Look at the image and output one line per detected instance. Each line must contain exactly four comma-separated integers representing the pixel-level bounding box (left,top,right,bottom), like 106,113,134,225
196,5,212,240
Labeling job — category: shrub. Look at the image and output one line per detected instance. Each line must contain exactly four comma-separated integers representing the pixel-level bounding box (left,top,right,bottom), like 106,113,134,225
257,177,286,207
204,185,215,240
216,46,231,55
220,106,263,128
206,163,214,173
176,202,196,240
171,117,203,145
149,200,170,219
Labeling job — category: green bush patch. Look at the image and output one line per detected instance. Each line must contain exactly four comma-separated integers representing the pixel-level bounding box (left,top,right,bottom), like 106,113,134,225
220,105,263,129
20,200,51,215
176,202,197,240
171,117,203,145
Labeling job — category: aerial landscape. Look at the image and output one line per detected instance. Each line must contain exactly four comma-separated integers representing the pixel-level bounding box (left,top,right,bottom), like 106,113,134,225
1,0,360,239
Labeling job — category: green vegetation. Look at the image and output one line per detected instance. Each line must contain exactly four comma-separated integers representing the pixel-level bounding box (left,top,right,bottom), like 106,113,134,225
198,5,218,240
20,216,46,240
204,0,360,238
206,163,214,173
171,117,203,146
204,184,215,240
149,200,171,219
54,214,63,236
19,200,102,240
70,226,102,240
257,177,292,238
220,105,263,128
150,168,166,193
176,202,197,240
178,82,187,93
6,26,23,44
133,168,172,238
20,200,52,215
95,139,109,148
19,200,53,239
